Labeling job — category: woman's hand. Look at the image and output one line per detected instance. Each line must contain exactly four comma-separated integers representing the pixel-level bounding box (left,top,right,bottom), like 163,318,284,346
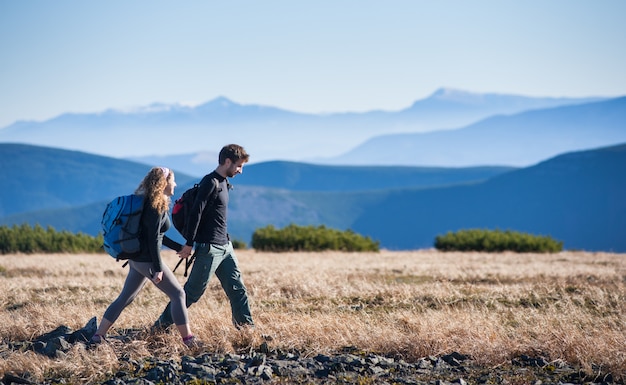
152,271,163,284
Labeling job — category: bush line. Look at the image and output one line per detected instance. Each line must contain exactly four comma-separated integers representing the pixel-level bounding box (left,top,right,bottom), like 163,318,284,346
251,224,380,252
1,225,563,254
434,228,563,253
0,224,103,254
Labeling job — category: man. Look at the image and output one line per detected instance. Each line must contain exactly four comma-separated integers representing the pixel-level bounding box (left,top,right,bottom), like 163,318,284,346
154,144,254,330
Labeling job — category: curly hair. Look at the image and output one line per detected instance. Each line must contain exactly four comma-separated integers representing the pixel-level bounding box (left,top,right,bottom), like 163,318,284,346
134,167,173,213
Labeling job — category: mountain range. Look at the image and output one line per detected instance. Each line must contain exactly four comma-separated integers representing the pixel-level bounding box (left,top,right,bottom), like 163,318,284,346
351,143,626,251
0,88,608,172
326,96,626,167
119,94,626,176
1,88,624,251
1,142,624,252
0,144,197,218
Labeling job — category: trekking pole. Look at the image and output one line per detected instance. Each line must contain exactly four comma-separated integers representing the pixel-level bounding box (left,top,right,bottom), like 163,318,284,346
173,252,196,277
173,257,185,273
183,253,196,277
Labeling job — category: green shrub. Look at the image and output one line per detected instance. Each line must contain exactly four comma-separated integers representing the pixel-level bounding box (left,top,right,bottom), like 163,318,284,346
0,224,104,254
434,228,563,253
251,223,380,252
231,238,247,249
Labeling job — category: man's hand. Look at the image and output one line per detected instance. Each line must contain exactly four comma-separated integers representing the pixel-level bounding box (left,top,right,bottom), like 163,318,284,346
179,244,193,259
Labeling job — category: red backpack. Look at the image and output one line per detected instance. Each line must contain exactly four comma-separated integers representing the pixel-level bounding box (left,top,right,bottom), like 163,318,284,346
171,177,219,236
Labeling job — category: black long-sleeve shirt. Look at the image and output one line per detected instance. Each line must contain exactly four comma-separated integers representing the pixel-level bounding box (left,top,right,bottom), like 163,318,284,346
133,203,182,273
183,171,229,247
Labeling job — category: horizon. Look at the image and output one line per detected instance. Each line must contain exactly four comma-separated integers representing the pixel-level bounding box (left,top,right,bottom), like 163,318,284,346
1,1,626,129
3,86,619,128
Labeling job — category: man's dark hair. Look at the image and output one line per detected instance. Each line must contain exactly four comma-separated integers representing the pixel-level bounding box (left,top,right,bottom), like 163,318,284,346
219,144,250,165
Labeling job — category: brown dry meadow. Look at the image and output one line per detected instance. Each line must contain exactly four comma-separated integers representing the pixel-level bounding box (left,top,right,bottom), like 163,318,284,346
0,249,624,383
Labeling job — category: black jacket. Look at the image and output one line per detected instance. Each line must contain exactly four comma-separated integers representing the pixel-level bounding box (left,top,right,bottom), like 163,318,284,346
184,171,229,246
133,203,182,273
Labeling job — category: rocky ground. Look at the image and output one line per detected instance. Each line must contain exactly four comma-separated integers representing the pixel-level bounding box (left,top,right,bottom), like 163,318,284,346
2,348,622,385
1,320,622,385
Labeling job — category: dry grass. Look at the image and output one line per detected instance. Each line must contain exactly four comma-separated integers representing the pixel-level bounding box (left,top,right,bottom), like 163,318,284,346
0,249,624,383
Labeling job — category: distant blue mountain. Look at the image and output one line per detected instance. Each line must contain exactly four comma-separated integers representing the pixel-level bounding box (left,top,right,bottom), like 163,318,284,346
234,161,516,191
398,88,603,125
127,151,219,178
325,96,626,167
349,143,626,251
0,144,196,217
0,88,604,165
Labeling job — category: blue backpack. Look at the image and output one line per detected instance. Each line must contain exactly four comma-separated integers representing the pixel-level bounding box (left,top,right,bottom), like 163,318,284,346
101,194,145,260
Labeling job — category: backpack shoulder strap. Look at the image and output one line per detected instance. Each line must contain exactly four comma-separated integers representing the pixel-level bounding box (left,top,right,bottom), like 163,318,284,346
198,173,221,201
209,177,221,204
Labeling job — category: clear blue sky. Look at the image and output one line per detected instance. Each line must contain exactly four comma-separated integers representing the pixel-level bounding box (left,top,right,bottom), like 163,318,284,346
1,0,625,129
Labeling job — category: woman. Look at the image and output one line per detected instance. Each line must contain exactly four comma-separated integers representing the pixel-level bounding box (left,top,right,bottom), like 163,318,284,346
91,167,200,348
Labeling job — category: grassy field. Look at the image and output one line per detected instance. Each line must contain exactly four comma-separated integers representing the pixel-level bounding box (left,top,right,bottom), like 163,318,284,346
0,249,624,383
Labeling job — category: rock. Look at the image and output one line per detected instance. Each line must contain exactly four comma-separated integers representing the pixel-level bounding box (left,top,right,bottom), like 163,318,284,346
67,316,98,343
2,373,35,384
33,325,71,343
42,336,71,357
27,318,97,358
